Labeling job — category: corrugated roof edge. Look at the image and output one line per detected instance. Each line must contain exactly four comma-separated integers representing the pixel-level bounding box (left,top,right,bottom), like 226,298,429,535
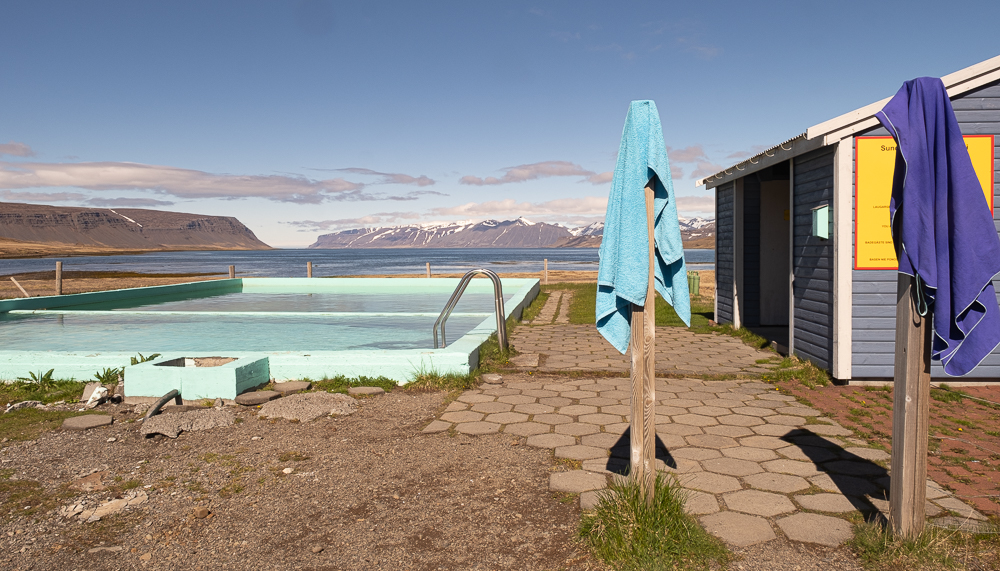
698,54,1000,189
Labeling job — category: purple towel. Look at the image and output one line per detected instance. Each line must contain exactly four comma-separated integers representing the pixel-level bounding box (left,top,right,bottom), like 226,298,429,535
876,77,1000,376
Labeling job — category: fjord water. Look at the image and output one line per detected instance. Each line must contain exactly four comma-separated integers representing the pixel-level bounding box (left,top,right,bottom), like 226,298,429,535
1,248,714,277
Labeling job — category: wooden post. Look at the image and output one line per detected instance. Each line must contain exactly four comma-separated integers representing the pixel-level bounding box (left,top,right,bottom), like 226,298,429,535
228,265,235,279
10,277,30,298
890,273,931,538
629,178,657,504
307,261,313,278
426,262,431,278
544,259,548,285
55,261,63,295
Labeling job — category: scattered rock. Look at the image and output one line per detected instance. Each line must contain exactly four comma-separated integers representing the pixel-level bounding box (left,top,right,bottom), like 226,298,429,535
113,383,125,398
283,467,294,474
4,401,42,414
78,491,147,522
62,415,113,431
509,353,540,367
251,436,262,441
258,392,358,422
70,471,110,492
481,374,503,384
348,386,385,396
235,391,281,406
80,382,104,402
139,552,152,561
160,404,195,414
88,546,123,553
193,506,210,519
275,381,311,396
106,437,117,443
133,403,150,415
311,546,324,553
140,409,235,438
213,398,224,408
84,386,109,409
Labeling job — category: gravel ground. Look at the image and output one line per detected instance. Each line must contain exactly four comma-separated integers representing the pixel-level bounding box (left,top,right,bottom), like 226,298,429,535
0,391,601,570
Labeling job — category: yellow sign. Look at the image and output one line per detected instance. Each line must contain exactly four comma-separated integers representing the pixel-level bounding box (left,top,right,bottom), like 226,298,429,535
855,135,995,270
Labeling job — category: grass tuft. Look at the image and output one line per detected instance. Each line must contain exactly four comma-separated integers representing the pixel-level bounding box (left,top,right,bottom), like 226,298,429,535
1,378,88,405
580,473,729,570
562,283,716,331
311,375,397,394
850,521,961,570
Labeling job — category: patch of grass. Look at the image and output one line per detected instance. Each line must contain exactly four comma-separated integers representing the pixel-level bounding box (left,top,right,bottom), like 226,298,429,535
931,384,967,404
580,473,730,571
564,283,715,331
311,375,398,394
0,408,104,447
405,364,476,392
0,378,88,405
519,290,550,323
849,520,972,570
760,356,832,389
0,471,73,522
278,451,310,462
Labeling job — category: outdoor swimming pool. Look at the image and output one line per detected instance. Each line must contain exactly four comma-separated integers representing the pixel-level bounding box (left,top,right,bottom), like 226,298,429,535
0,277,539,383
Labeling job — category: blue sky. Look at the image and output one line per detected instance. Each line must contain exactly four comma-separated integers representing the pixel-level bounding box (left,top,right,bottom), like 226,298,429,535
2,1,998,247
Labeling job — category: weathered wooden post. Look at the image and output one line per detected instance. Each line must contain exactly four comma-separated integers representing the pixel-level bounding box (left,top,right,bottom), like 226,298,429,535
890,273,931,537
544,258,548,285
307,261,313,278
426,262,431,278
229,265,235,279
629,179,657,504
55,261,63,295
10,277,30,298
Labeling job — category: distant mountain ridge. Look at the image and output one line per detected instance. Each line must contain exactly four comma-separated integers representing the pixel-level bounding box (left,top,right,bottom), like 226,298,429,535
309,216,715,249
0,202,270,255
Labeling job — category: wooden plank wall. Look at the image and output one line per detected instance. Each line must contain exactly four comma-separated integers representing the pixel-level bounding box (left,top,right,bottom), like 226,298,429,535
851,80,1000,378
716,182,735,323
793,147,836,370
743,175,761,327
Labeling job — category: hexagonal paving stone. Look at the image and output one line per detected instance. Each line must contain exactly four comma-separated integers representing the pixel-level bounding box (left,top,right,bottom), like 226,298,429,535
795,493,861,513
700,512,776,547
739,435,789,449
600,404,631,415
672,447,722,461
702,457,763,477
841,447,891,461
765,415,806,426
579,432,622,448
444,401,469,412
823,461,886,477
667,399,704,408
538,397,573,407
685,434,739,449
762,459,824,477
526,433,576,449
688,406,731,416
724,490,796,517
704,425,754,438
776,445,838,463
497,395,537,405
440,410,484,423
558,405,599,416
456,422,500,435
503,422,551,437
808,473,882,496
683,490,720,515
737,406,778,417
775,406,821,416
721,447,778,462
744,472,811,493
578,413,623,426
513,403,555,415
422,420,451,433
656,422,704,436
672,414,718,427
457,393,496,404
751,423,798,437
556,445,608,461
555,423,601,436
471,402,514,414
604,422,631,435
484,412,530,424
805,424,854,437
579,397,617,407
532,413,573,425
717,414,764,427
680,471,742,494
776,513,853,546
549,470,607,493
522,389,558,398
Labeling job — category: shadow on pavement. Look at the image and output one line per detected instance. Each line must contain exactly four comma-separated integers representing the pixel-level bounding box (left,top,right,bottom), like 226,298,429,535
605,427,678,475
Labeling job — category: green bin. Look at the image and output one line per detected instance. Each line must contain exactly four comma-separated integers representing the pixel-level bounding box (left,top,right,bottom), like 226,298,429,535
687,271,700,296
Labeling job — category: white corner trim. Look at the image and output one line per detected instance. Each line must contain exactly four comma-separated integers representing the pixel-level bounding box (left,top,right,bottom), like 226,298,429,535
832,138,853,380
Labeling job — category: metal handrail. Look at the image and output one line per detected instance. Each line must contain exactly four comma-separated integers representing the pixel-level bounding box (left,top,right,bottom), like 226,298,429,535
433,269,507,350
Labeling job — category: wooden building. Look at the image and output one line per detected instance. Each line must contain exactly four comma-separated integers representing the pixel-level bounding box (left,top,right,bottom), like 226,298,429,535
698,55,1000,382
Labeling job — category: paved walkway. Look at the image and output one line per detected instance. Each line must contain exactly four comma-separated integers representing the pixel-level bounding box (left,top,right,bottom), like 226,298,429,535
424,374,987,548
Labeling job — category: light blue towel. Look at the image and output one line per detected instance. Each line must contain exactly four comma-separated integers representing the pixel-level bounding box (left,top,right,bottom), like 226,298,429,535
596,100,690,354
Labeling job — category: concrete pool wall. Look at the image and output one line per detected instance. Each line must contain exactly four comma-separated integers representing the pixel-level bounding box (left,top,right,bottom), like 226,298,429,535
0,277,539,384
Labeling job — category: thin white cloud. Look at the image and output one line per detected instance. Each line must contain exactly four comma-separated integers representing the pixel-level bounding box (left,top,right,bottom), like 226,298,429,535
0,189,87,202
0,142,35,158
690,161,726,181
676,36,721,59
285,211,421,232
430,196,609,217
460,161,610,186
675,195,715,214
0,161,370,204
323,167,436,187
86,197,175,207
725,145,770,160
666,145,709,164
671,165,685,180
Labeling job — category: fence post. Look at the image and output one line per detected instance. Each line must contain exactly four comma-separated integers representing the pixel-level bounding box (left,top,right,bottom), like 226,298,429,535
426,262,431,278
544,259,548,285
307,261,313,278
229,265,235,279
55,261,63,295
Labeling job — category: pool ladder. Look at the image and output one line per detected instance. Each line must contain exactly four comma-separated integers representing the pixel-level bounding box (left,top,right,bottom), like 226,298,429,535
433,269,507,350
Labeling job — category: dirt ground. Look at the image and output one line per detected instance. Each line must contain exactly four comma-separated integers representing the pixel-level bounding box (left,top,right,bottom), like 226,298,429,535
772,378,1000,518
0,391,603,571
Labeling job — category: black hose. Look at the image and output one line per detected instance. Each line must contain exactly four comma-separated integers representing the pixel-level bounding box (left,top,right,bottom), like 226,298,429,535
142,389,182,422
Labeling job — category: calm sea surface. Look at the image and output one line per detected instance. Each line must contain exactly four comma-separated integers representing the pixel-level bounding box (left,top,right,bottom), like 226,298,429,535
1,248,715,277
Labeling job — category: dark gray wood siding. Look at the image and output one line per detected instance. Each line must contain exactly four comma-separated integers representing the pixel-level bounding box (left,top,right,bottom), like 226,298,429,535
743,175,761,327
793,147,835,369
851,79,1000,379
716,182,734,323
